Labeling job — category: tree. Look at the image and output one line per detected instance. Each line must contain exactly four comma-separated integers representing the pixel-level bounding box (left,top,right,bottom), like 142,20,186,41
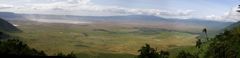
205,42,238,58
177,51,198,58
0,31,76,58
0,31,9,39
202,28,208,41
237,5,240,12
57,52,76,58
195,39,202,48
204,29,240,58
138,44,159,58
137,44,169,58
0,39,46,56
159,50,169,58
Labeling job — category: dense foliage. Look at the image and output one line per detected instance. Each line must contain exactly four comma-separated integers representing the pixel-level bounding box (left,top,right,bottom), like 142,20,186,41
57,52,77,58
138,25,240,58
177,51,198,58
0,18,21,32
0,39,46,56
137,44,169,58
0,31,76,57
204,27,240,58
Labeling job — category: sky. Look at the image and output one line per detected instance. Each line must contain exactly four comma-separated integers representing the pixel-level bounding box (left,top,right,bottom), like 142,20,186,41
0,0,240,22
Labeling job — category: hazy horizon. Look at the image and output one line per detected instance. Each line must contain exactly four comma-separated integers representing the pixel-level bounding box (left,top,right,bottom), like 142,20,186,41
0,0,240,22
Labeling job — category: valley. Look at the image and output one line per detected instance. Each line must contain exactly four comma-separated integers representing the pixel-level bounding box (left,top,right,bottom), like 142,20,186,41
11,20,198,57
0,0,239,58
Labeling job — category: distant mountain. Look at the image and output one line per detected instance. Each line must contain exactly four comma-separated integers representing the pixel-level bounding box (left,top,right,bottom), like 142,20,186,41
224,21,240,30
0,12,26,20
0,12,19,18
0,12,233,33
20,14,233,26
0,18,21,32
21,14,233,34
209,21,240,35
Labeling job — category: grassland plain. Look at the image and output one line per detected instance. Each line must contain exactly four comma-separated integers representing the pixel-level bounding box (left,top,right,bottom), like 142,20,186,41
11,21,198,58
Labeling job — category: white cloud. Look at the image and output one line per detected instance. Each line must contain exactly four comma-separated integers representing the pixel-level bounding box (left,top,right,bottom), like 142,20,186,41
28,19,91,24
205,6,240,22
0,0,193,19
0,4,14,9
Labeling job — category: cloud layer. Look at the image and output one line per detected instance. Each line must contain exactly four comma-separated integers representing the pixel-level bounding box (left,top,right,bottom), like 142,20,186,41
0,0,193,18
0,0,239,22
205,6,240,22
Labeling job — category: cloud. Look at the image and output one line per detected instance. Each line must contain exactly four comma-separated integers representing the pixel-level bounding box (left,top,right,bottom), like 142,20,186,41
0,4,14,9
223,8,240,21
28,19,91,24
0,0,193,19
205,6,240,22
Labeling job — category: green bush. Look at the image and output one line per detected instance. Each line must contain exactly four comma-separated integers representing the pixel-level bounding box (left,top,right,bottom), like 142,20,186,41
137,44,169,58
0,31,76,58
204,28,240,58
57,52,76,58
177,51,198,58
0,39,46,56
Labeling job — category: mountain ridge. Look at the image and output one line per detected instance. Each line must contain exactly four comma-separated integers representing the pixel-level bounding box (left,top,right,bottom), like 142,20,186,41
0,18,21,32
0,12,233,33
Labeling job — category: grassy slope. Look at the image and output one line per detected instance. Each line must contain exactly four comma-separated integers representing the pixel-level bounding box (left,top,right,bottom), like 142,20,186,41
11,21,198,58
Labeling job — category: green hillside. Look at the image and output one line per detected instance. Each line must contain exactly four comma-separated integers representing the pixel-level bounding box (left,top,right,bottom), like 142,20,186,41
0,18,21,32
169,21,240,58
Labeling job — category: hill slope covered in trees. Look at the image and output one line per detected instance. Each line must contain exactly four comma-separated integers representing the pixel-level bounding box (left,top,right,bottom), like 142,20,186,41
0,18,20,32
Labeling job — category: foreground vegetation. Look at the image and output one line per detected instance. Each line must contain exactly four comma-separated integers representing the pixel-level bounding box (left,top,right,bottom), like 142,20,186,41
0,31,76,57
137,25,240,58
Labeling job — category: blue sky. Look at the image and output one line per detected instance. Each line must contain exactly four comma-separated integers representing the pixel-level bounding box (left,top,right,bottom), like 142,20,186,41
0,0,239,22
93,0,238,17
